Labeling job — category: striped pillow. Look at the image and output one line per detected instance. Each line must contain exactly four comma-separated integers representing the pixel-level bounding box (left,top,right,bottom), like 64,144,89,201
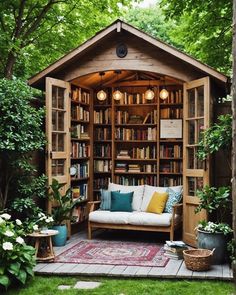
100,189,119,210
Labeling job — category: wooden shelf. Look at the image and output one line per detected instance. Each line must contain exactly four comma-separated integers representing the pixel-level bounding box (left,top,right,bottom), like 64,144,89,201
94,157,112,160
159,139,183,143
160,103,183,107
71,177,89,182
94,171,112,174
160,157,183,160
71,119,90,124
159,172,182,175
71,157,89,160
94,140,112,142
115,123,157,127
114,172,157,175
94,123,111,126
94,104,111,108
115,158,157,161
115,140,157,143
71,137,90,141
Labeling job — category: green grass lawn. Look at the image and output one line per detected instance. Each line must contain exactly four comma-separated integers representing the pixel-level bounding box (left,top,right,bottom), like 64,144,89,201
4,276,235,295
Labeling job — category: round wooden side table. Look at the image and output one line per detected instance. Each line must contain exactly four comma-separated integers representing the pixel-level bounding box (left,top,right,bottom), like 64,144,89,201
28,230,59,262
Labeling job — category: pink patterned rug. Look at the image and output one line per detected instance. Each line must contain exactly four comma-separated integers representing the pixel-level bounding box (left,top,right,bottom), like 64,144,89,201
55,240,169,267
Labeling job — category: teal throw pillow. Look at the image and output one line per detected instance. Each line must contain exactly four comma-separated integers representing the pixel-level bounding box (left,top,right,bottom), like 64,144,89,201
110,191,133,212
164,188,182,213
100,190,119,210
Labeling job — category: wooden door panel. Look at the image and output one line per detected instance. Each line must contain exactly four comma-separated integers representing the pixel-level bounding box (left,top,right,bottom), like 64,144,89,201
183,77,210,246
45,77,71,211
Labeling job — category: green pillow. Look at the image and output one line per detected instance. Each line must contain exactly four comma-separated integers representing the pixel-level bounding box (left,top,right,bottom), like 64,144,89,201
110,191,134,212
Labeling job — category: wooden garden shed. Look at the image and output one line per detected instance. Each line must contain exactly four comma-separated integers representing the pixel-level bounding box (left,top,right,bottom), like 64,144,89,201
29,19,229,246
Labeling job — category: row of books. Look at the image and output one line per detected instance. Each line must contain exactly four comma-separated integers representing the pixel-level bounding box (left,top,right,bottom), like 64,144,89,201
71,204,88,224
114,175,158,186
164,240,188,260
72,184,88,199
160,161,183,173
160,90,183,104
94,144,112,158
71,87,90,104
115,163,157,173
114,92,156,105
70,163,89,179
159,176,183,187
115,110,157,124
115,127,157,141
94,127,111,140
71,124,89,139
71,106,90,121
71,142,90,158
160,108,183,119
94,160,112,172
117,146,157,160
93,108,111,124
160,144,182,158
93,177,110,190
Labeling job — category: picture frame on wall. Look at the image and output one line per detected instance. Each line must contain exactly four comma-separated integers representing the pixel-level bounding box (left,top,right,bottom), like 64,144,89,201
160,119,182,139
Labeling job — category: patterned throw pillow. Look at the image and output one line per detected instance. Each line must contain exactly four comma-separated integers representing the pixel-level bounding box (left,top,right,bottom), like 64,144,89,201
164,188,182,213
100,190,119,210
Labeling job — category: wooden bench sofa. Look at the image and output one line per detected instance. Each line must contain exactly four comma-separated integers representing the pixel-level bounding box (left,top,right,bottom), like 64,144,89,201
88,183,183,241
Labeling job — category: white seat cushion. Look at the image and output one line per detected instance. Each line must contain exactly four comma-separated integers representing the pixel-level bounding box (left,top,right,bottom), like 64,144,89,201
141,185,168,212
128,212,173,226
108,182,144,211
89,210,132,224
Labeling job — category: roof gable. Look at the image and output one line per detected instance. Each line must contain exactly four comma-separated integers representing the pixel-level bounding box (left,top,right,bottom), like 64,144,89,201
28,19,227,88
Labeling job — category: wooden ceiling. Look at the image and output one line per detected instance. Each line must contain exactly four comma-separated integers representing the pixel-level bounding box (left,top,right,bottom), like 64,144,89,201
71,70,183,89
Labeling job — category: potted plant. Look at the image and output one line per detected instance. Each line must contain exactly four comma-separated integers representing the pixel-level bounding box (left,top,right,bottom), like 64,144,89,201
49,179,80,246
195,185,232,264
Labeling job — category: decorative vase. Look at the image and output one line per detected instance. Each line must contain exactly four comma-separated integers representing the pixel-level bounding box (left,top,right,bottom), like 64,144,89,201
51,224,67,246
197,229,228,264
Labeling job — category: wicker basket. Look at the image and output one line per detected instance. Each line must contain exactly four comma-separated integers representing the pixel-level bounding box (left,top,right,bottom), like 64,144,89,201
183,249,215,271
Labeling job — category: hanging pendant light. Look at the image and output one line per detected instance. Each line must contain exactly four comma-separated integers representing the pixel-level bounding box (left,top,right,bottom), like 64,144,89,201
113,70,123,101
159,78,169,100
97,72,107,101
144,80,154,100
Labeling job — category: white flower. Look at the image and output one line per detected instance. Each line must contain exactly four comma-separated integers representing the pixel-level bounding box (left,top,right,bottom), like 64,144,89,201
1,213,11,220
33,224,39,231
16,219,22,226
0,217,5,225
16,237,24,244
3,242,13,251
4,230,14,237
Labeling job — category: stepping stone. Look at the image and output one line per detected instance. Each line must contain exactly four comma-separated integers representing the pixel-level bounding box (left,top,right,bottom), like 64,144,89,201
58,285,71,290
74,281,101,289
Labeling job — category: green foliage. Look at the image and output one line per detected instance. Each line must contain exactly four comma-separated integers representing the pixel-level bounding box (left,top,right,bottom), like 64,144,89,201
0,213,36,290
49,179,80,225
0,79,45,152
124,2,178,46
198,220,232,235
0,0,133,79
160,0,232,75
197,114,232,163
4,276,235,295
195,185,231,223
0,78,45,210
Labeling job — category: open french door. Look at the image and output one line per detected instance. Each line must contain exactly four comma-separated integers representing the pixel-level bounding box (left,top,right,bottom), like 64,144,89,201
45,77,71,211
183,77,211,246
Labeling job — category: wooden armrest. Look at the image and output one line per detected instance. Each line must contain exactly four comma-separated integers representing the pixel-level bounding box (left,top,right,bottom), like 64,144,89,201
88,200,101,213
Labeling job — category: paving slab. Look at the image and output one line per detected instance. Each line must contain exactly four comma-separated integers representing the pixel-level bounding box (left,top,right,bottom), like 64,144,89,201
74,281,101,289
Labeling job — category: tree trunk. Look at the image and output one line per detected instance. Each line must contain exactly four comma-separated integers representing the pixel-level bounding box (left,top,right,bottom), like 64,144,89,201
232,0,236,286
4,52,16,79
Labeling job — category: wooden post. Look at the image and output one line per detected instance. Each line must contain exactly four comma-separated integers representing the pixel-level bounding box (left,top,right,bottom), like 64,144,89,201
232,0,236,285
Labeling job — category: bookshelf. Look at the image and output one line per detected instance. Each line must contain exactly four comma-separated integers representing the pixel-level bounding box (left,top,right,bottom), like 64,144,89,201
90,85,183,196
70,85,91,226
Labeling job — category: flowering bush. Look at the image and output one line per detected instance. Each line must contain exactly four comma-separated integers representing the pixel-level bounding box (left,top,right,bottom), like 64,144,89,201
34,212,54,230
0,213,36,289
197,220,233,235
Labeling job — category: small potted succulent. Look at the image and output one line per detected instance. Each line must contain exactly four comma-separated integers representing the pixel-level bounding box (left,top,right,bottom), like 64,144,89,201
49,179,80,246
195,185,232,264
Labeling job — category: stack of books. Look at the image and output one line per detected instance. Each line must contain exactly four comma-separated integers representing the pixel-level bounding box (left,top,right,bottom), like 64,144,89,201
164,241,188,260
128,164,140,172
117,150,130,159
115,163,127,173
